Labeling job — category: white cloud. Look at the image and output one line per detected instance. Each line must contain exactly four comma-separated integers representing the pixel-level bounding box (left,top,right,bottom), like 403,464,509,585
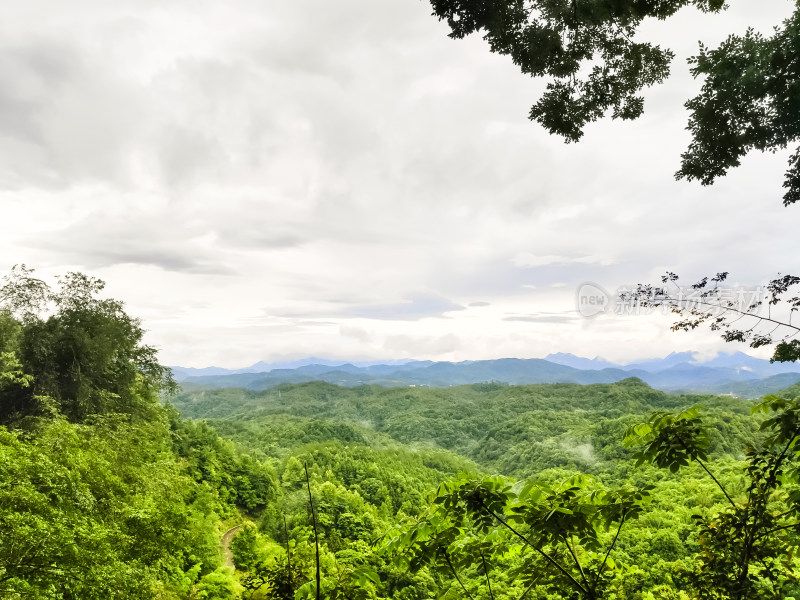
0,0,796,367
512,253,618,268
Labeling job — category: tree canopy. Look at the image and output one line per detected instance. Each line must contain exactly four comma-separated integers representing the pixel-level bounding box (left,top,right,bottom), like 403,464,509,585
428,0,800,205
0,265,175,425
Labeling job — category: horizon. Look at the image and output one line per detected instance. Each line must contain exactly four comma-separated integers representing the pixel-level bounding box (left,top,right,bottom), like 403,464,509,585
170,348,789,371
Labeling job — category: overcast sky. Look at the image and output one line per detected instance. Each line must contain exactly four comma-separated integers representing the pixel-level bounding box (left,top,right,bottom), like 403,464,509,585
1,0,798,367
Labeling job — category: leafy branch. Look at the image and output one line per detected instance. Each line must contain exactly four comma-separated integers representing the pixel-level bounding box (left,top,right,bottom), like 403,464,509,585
622,272,800,363
626,393,800,599
382,474,650,599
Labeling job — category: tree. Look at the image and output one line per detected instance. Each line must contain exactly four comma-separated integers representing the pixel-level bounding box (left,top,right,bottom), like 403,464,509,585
0,265,175,424
427,0,800,205
0,417,214,600
195,568,243,600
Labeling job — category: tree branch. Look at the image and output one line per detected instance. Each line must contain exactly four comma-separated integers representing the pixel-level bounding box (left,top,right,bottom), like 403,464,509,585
563,536,590,591
592,510,625,593
753,522,800,542
695,456,737,508
652,295,800,334
480,552,495,600
444,552,477,600
475,498,588,595
517,577,538,600
676,436,737,508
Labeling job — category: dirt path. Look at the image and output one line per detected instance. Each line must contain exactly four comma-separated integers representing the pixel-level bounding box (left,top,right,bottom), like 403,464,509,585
220,524,242,568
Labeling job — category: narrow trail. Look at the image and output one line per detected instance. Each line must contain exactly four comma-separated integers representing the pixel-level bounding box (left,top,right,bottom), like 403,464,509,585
220,524,242,568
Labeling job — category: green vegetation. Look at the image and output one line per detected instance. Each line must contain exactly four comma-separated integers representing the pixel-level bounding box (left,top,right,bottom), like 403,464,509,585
0,269,276,598
174,377,800,599
427,0,800,206
3,268,800,598
0,270,477,600
171,380,756,479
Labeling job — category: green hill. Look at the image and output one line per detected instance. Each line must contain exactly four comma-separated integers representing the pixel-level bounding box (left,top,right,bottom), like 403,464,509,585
172,378,757,478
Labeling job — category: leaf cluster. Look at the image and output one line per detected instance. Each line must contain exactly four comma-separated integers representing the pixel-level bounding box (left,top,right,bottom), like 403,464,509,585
624,406,711,473
384,473,651,599
429,0,722,143
677,7,800,206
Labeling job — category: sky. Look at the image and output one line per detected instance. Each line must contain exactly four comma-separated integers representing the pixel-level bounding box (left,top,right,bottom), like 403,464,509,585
1,0,798,368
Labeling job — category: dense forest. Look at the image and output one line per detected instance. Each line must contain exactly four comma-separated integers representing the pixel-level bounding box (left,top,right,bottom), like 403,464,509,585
2,270,800,599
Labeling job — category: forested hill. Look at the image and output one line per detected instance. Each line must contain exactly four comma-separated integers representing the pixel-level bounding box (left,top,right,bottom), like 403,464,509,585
165,376,800,600
171,379,756,479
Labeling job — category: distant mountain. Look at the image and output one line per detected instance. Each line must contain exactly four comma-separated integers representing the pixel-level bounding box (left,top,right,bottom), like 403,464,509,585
622,351,698,372
171,357,422,379
620,351,799,378
171,352,800,398
169,365,243,379
237,357,355,372
544,353,621,370
661,372,800,397
515,351,799,379
691,351,800,377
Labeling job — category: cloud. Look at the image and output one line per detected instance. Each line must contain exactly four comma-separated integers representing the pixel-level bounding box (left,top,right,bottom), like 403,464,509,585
0,0,795,366
24,212,234,274
504,314,578,324
383,333,461,356
340,325,371,343
341,295,466,321
512,253,618,269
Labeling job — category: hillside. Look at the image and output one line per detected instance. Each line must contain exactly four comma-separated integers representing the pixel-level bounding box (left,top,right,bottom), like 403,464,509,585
171,378,759,478
163,376,800,599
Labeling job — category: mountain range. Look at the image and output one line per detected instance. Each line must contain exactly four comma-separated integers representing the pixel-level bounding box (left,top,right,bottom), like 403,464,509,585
170,351,800,398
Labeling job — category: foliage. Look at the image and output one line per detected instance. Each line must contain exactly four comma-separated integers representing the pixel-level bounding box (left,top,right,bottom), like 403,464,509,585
625,406,712,473
173,378,753,479
0,418,218,599
677,8,800,206
197,568,244,600
0,266,175,425
169,373,789,598
626,394,800,599
384,474,650,599
429,0,722,142
167,410,279,511
426,0,800,203
0,269,272,598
